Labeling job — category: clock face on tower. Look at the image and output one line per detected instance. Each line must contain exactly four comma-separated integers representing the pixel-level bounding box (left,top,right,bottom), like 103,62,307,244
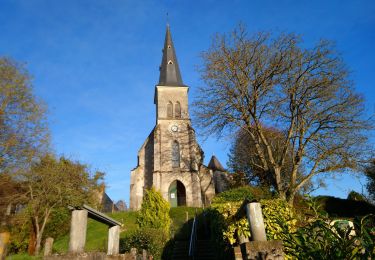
171,125,178,132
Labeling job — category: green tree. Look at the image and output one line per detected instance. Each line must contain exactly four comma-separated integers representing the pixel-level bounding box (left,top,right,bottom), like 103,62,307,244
194,25,372,204
23,154,103,255
0,57,48,172
0,57,49,224
137,187,171,234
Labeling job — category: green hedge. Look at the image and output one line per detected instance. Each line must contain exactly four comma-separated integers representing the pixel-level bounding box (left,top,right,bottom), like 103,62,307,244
211,186,270,204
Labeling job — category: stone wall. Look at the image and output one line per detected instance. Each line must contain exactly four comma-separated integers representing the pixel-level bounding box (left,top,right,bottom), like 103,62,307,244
155,86,189,122
45,252,140,260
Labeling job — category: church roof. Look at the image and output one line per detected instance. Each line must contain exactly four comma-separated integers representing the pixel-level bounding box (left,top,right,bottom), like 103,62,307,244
208,155,226,172
158,25,185,87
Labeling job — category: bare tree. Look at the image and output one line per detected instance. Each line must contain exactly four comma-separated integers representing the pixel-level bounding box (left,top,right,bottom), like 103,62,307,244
228,127,308,190
194,25,372,204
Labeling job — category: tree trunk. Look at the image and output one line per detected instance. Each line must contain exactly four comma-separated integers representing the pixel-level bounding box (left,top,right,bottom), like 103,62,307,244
35,230,42,255
274,167,286,200
35,211,50,255
27,228,36,255
278,191,286,200
287,192,296,206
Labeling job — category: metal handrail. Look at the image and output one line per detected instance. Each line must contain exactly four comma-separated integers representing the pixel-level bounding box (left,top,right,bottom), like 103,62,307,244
188,214,198,259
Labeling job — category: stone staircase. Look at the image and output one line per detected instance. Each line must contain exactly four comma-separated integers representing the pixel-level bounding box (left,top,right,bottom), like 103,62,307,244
171,240,216,260
171,240,189,260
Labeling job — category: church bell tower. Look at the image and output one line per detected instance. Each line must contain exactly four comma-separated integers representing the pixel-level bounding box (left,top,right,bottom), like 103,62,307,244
129,25,215,210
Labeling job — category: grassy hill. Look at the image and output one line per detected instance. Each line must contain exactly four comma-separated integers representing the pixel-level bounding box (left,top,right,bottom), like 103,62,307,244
52,207,200,253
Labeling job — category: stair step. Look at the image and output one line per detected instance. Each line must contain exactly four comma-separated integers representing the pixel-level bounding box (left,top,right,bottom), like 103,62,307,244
172,240,216,260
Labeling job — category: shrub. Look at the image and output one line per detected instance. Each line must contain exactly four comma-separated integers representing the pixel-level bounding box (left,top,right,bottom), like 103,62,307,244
7,210,31,254
207,187,301,260
119,228,168,260
315,195,375,218
347,191,367,202
260,199,298,241
211,199,298,245
137,187,171,234
280,214,375,259
211,186,270,204
43,207,70,240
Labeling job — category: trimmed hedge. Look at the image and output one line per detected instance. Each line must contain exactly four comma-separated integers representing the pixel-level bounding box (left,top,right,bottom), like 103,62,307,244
316,195,375,218
211,186,271,204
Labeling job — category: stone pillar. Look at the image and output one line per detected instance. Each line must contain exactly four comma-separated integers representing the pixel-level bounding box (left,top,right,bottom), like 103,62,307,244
233,246,242,260
107,225,120,255
246,202,267,241
130,248,137,257
0,232,10,260
43,237,54,256
68,209,88,253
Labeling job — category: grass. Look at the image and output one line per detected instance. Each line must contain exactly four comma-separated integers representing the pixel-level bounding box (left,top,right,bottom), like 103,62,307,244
52,207,199,253
8,207,201,258
6,253,42,260
169,207,202,240
53,211,138,253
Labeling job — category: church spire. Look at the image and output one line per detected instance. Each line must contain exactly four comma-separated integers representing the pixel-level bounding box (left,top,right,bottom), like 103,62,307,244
158,25,184,86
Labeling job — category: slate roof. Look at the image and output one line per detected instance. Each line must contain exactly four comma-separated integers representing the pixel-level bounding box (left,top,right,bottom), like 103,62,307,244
208,155,226,171
158,25,185,87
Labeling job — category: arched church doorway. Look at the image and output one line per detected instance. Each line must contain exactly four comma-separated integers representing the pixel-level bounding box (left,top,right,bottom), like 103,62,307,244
168,180,186,207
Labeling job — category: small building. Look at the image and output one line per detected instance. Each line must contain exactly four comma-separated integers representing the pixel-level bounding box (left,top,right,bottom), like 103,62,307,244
129,26,228,210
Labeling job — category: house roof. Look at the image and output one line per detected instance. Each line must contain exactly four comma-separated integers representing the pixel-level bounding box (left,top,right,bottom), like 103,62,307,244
208,155,226,171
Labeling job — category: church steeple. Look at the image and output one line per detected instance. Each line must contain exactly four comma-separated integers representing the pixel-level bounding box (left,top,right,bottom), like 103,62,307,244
158,25,184,87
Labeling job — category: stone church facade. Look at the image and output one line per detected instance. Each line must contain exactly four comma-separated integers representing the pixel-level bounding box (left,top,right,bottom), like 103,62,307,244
129,26,228,210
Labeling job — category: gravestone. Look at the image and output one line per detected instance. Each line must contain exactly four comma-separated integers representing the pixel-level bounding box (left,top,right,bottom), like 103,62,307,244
44,237,54,256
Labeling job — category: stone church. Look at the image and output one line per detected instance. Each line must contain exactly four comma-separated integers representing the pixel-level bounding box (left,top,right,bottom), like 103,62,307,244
129,26,228,210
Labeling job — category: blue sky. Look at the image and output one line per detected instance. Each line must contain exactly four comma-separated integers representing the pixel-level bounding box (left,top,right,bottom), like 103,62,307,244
1,0,374,205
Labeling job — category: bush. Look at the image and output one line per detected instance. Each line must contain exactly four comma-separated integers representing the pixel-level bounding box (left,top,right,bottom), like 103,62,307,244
347,191,367,202
207,187,301,259
260,199,298,241
211,186,270,204
7,211,30,254
316,195,375,218
43,207,70,240
119,228,168,260
137,187,171,234
206,186,276,259
280,214,375,259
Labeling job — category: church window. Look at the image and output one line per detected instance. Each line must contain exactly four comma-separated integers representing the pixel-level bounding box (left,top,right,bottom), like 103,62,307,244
172,141,180,168
167,102,173,118
175,102,181,118
168,60,174,64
